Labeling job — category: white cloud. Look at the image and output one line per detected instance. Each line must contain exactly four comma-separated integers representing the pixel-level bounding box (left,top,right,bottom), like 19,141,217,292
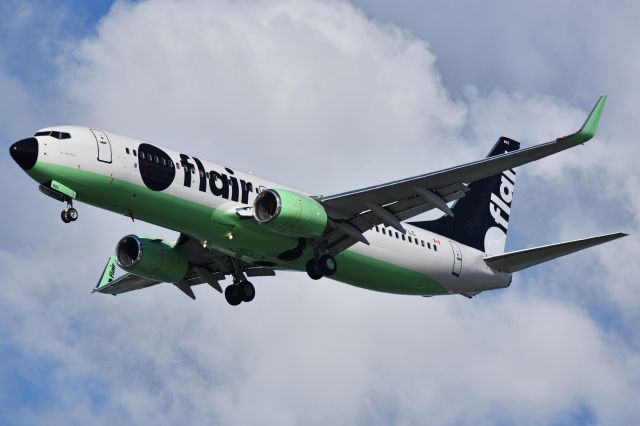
1,0,639,425
61,0,468,193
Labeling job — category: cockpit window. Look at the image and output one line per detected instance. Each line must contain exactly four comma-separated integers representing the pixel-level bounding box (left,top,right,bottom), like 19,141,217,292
34,131,71,139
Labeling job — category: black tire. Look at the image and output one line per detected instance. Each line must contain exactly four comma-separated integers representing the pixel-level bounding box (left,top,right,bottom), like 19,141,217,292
61,210,71,223
224,285,242,306
240,281,255,303
67,207,78,221
318,254,337,276
306,259,323,280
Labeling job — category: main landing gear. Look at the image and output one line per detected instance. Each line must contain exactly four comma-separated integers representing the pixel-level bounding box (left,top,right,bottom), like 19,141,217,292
224,260,255,306
224,280,255,306
61,201,78,223
306,253,337,280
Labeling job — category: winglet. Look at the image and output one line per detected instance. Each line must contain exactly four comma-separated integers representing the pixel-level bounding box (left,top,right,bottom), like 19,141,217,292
557,95,607,145
93,256,117,293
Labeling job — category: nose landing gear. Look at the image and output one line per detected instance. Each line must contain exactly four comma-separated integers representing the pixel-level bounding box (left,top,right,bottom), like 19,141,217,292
61,201,78,223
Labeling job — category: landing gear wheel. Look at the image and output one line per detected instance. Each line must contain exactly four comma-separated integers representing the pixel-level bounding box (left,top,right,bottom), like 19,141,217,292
224,285,242,306
61,210,71,223
67,207,78,221
240,281,255,302
318,254,337,276
306,259,323,280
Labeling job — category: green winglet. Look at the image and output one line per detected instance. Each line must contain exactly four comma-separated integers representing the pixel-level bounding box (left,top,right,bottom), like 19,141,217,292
557,95,607,144
94,256,117,292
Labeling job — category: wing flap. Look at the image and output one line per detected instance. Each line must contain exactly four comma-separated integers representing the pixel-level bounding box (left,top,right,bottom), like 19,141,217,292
484,232,627,273
93,272,161,295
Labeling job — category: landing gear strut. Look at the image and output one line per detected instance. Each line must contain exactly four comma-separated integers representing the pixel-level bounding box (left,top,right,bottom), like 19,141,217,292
61,201,78,223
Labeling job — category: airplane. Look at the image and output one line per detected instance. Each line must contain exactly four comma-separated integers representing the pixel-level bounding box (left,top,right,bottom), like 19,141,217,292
9,95,626,306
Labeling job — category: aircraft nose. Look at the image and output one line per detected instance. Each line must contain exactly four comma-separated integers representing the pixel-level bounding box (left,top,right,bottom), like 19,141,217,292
9,137,38,171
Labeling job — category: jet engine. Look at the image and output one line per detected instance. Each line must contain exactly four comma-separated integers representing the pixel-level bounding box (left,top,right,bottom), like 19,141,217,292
253,189,328,238
115,234,188,283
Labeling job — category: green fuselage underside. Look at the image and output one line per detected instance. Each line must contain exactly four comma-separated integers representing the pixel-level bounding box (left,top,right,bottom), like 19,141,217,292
30,162,447,296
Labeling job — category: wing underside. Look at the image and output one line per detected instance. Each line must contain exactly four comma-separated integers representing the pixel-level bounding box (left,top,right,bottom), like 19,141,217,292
93,234,276,299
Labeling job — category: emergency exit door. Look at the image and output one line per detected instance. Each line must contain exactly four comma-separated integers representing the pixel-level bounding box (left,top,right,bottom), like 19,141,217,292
91,129,112,163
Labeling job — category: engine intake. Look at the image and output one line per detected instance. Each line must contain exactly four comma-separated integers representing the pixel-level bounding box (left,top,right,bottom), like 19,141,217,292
253,189,328,238
116,234,188,283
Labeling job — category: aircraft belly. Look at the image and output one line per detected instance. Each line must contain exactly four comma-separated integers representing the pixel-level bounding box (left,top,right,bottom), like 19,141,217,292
332,249,447,295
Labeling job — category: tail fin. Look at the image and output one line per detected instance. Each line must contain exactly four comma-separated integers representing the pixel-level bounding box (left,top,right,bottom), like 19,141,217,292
409,137,520,255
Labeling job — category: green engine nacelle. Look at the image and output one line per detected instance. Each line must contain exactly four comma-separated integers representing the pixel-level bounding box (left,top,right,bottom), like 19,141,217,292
115,234,188,283
253,188,328,238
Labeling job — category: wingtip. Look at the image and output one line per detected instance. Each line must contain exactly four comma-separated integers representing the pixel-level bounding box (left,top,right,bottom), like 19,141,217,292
557,95,607,145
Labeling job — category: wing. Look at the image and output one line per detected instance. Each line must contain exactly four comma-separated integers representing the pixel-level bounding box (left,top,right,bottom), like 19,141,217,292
93,234,276,299
321,96,607,253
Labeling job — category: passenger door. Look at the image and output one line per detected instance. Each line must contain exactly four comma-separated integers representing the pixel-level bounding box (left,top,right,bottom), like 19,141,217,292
91,129,112,164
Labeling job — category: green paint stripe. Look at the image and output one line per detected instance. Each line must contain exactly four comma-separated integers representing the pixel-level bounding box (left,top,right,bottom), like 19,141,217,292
29,161,447,295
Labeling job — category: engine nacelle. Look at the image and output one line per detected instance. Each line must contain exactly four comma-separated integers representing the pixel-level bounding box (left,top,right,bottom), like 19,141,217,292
253,188,328,238
115,234,188,283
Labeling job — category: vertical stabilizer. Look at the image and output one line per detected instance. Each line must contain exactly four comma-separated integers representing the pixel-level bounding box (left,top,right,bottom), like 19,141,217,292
410,137,520,255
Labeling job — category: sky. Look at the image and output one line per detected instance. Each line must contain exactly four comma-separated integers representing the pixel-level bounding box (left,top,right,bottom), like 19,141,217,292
0,0,639,425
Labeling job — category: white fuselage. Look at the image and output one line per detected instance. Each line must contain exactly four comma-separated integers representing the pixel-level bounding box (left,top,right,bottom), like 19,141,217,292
30,126,512,296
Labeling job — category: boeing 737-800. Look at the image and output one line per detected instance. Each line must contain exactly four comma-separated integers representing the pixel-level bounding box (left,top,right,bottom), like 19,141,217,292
9,96,626,305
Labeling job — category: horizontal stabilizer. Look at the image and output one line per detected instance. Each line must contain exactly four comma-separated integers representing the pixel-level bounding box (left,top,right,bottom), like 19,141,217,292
484,232,627,273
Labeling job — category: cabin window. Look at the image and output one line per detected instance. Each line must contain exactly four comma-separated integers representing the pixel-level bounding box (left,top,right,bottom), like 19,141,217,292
154,155,160,164
421,240,425,247
434,245,438,252
415,239,419,245
125,148,130,155
395,232,399,239
401,234,406,241
140,152,145,160
161,158,166,166
381,228,386,235
408,236,412,243
176,163,181,170
427,242,431,249
133,149,137,156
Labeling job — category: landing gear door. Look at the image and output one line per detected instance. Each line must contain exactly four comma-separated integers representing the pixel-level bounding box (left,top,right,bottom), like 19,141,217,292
91,129,112,164
449,240,462,277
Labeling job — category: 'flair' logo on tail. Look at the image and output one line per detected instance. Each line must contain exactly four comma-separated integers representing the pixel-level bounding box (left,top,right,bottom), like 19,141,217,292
485,168,516,255
489,169,515,231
